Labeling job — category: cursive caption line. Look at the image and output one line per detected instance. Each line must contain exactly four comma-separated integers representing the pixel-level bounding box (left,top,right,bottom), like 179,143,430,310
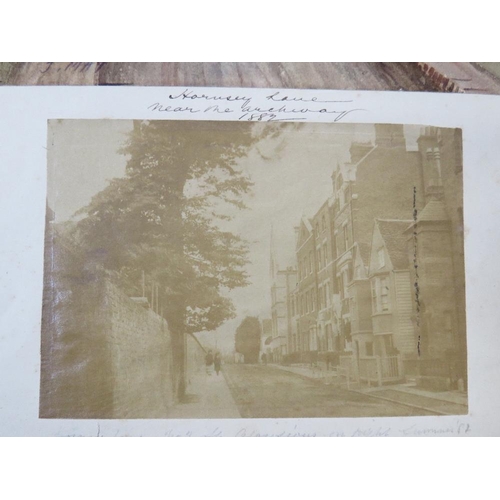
78,419,472,438
147,89,364,123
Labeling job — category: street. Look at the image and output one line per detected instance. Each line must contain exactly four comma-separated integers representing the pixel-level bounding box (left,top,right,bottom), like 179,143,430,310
223,364,436,418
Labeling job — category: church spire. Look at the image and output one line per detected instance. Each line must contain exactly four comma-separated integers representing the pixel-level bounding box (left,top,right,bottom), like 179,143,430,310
270,224,278,281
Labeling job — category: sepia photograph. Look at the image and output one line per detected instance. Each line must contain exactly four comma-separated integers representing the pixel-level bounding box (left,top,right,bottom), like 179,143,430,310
41,119,467,419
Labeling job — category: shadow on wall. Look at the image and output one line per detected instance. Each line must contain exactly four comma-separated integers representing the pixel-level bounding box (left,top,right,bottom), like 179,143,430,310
40,224,179,419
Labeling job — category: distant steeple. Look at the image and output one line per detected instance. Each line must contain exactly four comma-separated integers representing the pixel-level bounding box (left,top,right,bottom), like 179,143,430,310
270,224,277,281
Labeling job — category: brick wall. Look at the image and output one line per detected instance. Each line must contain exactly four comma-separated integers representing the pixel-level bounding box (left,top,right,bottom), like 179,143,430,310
40,224,180,418
104,281,174,418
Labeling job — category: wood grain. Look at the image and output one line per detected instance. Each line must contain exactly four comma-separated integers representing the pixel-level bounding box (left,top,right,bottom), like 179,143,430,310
0,62,433,91
3,62,500,94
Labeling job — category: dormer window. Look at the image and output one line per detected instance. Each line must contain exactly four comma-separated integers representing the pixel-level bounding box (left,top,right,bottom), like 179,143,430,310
371,277,390,313
339,189,345,207
377,248,385,269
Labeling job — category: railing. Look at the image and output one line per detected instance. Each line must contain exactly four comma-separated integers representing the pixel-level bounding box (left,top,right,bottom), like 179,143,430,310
358,356,379,385
339,355,358,389
339,355,404,388
380,356,401,380
358,355,404,386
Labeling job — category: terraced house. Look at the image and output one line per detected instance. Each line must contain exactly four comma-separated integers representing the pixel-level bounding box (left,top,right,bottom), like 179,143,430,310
275,123,466,391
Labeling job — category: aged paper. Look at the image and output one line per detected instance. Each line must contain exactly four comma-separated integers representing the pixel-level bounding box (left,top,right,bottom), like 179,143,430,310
1,86,499,435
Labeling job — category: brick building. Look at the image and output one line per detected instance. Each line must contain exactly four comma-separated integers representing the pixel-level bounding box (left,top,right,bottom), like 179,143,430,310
367,219,415,358
294,217,318,356
332,125,422,360
277,124,465,390
270,230,297,361
406,126,466,389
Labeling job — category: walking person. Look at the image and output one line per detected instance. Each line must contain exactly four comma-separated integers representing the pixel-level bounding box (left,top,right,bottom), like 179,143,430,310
214,351,222,376
205,350,214,376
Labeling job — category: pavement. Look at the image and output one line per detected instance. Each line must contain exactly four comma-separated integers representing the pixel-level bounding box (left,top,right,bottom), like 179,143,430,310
164,362,467,418
223,364,436,418
268,363,468,416
166,366,241,419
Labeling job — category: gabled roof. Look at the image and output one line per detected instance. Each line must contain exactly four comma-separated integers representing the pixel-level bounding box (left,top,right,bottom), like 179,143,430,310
350,142,375,165
376,219,412,270
301,216,313,233
356,242,371,267
296,216,313,250
418,200,449,222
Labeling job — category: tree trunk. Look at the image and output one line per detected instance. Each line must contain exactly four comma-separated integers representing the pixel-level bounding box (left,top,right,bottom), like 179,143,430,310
162,163,190,401
168,295,188,400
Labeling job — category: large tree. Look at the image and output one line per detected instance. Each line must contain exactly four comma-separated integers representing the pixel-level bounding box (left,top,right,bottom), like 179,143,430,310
76,120,275,398
235,316,262,364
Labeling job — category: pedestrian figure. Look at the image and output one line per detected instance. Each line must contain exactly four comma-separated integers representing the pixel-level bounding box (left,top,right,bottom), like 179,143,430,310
261,352,267,365
214,351,222,376
205,350,214,375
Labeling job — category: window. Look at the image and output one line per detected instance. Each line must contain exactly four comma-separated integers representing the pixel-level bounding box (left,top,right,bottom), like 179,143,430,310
321,215,326,232
338,274,344,300
371,277,390,313
336,232,344,256
342,269,349,297
325,324,330,350
426,147,442,179
335,335,341,351
365,342,374,357
343,185,349,206
323,243,328,267
383,335,393,353
311,290,315,311
381,278,389,311
377,248,385,269
355,263,363,280
326,282,331,307
317,249,322,269
343,224,349,251
309,251,313,274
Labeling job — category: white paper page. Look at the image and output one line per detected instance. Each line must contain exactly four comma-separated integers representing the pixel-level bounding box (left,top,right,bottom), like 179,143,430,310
0,86,499,436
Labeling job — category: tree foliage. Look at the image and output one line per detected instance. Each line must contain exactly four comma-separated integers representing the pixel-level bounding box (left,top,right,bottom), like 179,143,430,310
235,316,262,364
75,120,273,334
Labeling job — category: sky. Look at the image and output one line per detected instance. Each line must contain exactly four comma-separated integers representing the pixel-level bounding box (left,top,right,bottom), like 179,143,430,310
47,119,420,353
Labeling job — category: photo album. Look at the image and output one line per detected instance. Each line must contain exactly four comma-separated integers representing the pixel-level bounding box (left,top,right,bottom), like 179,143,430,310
1,85,498,436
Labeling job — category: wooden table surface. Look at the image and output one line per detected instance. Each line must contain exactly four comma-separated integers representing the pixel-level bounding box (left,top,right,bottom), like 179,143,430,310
2,62,499,94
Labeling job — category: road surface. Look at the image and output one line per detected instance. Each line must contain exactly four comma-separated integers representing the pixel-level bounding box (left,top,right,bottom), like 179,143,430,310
223,364,435,418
